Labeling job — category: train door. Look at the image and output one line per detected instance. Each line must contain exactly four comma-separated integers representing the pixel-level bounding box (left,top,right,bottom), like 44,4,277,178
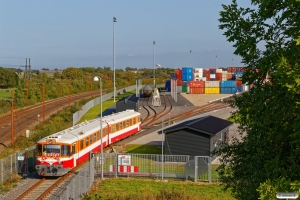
104,121,110,146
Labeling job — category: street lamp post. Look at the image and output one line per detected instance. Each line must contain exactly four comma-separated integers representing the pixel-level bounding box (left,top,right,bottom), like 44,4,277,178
153,41,156,88
113,17,117,102
93,76,103,179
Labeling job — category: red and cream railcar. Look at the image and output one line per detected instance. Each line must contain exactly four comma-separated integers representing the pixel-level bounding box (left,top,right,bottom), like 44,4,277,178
35,110,141,176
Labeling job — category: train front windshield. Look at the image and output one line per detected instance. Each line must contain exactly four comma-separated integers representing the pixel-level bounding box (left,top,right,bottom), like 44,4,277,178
43,145,60,155
36,144,71,157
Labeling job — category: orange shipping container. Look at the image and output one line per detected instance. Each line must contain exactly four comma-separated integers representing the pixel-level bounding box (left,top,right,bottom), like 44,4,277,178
226,74,232,80
190,87,205,94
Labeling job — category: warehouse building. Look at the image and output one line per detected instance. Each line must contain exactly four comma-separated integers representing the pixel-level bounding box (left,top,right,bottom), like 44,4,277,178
163,115,233,160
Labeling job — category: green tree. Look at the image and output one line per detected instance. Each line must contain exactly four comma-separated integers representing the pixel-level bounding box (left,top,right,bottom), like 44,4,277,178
0,67,19,88
213,1,300,199
62,67,84,80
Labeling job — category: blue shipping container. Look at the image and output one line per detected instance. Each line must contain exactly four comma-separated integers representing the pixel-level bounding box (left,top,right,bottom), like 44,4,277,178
165,80,171,91
220,81,236,88
236,86,243,92
182,67,193,74
209,69,216,74
235,72,243,75
182,74,193,81
220,87,237,94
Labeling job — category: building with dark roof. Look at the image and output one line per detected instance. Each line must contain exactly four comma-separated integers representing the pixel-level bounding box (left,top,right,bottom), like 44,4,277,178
163,115,233,159
116,94,140,113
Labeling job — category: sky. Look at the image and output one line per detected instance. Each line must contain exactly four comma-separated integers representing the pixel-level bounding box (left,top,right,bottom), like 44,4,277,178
0,0,252,70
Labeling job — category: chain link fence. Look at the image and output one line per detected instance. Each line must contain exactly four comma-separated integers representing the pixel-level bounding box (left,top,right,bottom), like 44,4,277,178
93,153,219,183
73,85,137,125
46,156,95,200
0,145,36,184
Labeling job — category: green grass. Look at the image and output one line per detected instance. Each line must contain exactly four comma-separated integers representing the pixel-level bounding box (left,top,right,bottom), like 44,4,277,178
85,178,235,200
0,89,13,100
78,90,136,123
125,144,162,154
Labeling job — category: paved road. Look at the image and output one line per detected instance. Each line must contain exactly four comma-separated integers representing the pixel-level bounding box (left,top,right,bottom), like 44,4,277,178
117,106,240,147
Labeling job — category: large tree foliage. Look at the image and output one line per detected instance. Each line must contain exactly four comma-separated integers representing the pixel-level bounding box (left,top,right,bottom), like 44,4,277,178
0,67,19,88
214,0,300,199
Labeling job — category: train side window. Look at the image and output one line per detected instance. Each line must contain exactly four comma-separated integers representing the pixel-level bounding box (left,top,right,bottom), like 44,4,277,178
90,135,93,144
120,122,123,129
97,131,100,141
94,134,96,143
126,120,129,127
111,125,115,133
129,119,132,126
123,121,126,128
80,140,84,150
72,143,76,154
133,117,136,124
37,144,43,156
62,145,71,156
116,123,119,131
103,128,107,137
86,137,89,147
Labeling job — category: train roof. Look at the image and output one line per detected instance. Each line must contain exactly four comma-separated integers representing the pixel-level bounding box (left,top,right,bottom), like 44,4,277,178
37,109,140,144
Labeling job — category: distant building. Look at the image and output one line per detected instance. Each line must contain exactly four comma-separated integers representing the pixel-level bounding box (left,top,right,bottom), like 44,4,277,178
116,94,140,113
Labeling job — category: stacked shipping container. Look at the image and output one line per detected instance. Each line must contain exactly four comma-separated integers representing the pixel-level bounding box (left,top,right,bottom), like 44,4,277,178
167,66,250,94
181,67,193,93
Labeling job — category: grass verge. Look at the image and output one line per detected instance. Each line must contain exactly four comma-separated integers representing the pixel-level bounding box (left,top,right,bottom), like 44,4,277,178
85,178,235,200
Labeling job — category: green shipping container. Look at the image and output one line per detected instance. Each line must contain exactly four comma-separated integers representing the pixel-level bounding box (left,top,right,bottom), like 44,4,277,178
182,86,188,93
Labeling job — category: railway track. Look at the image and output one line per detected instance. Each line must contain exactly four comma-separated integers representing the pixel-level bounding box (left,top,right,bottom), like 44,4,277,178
141,94,230,127
0,90,101,150
17,160,88,200
142,93,173,126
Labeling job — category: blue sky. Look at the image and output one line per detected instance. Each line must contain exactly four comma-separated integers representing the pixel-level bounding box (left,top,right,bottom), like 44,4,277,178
0,0,251,70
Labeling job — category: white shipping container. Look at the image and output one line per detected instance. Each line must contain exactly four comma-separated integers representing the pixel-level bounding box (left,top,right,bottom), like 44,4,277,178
222,71,227,74
177,86,182,93
243,85,249,91
217,68,223,73
222,74,227,81
205,81,220,88
194,68,203,73
210,74,216,78
194,72,203,78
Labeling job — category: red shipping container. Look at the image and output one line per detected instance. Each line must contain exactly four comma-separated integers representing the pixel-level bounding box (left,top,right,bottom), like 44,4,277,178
189,80,205,88
236,80,242,86
227,67,237,73
175,69,182,80
177,79,182,86
216,73,222,81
